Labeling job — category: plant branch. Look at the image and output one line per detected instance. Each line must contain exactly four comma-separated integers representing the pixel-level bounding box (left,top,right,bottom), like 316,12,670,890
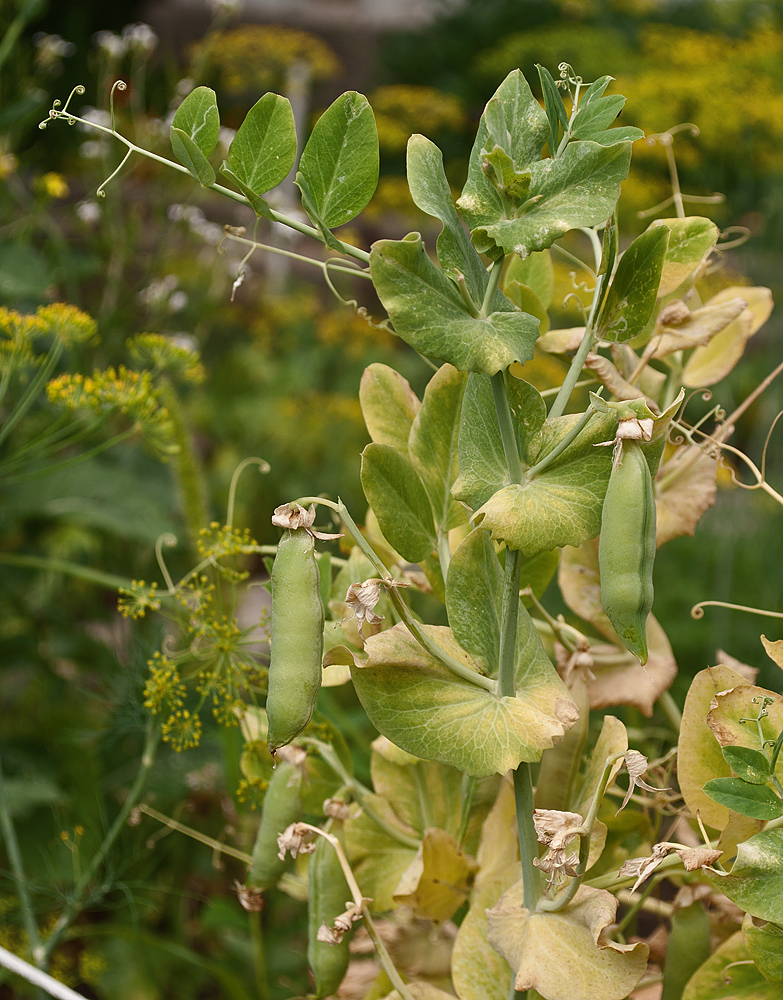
0,946,90,1000
0,759,44,966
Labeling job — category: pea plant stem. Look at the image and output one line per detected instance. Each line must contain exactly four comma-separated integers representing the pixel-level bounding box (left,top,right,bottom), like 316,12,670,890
489,352,542,913
0,758,44,966
0,946,90,1000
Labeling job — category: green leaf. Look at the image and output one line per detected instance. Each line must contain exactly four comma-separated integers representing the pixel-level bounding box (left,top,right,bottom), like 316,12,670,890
406,133,489,308
446,529,503,674
351,624,577,778
453,373,546,511
170,127,216,186
294,170,346,251
359,363,420,456
296,91,379,228
574,125,644,146
652,217,719,297
599,214,618,278
743,913,783,987
171,85,220,156
469,140,632,260
409,364,468,533
458,70,549,234
706,684,783,782
219,163,274,218
360,442,436,563
343,793,419,911
707,828,783,922
223,93,296,212
474,409,618,556
596,225,669,342
581,76,614,106
503,281,550,334
703,777,783,821
662,902,711,1000
504,250,554,309
537,64,569,157
370,233,539,375
572,94,625,138
481,146,532,206
723,746,772,785
682,931,779,1000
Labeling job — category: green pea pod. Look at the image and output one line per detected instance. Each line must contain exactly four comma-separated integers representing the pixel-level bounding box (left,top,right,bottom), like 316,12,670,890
308,829,352,999
267,528,324,752
247,760,302,889
598,439,655,664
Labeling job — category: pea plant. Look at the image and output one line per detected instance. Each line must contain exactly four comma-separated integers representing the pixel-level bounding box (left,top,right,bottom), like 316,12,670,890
26,61,783,1000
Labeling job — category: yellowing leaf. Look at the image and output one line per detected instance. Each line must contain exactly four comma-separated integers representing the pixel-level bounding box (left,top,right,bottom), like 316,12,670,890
677,665,754,831
486,882,648,1000
655,445,718,547
652,217,718,297
645,297,747,358
383,983,459,1000
683,287,773,388
761,635,783,672
682,930,780,1000
343,792,419,912
392,827,477,921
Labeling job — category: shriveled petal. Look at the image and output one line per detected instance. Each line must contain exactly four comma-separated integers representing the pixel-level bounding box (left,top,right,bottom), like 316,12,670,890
276,822,317,861
675,847,723,872
617,843,671,892
271,502,316,530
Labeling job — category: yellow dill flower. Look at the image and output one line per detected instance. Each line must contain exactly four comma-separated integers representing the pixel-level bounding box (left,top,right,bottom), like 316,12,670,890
37,303,97,346
118,579,161,619
127,332,206,384
193,25,340,94
162,709,202,751
143,652,185,715
370,85,467,152
37,172,70,199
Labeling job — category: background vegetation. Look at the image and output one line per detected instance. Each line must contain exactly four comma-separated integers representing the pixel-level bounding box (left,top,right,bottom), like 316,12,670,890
1,0,782,996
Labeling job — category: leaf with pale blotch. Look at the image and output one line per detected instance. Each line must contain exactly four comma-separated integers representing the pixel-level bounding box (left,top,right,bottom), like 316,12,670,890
361,443,436,563
392,827,477,922
343,792,419,912
743,912,783,987
171,86,220,156
351,623,577,778
474,409,618,556
706,828,783,924
407,134,490,308
558,541,677,715
651,217,719,297
453,372,546,513
370,234,540,375
645,297,748,358
683,287,773,387
457,70,549,235
655,445,718,547
487,882,648,1000
682,931,779,1000
504,251,554,310
359,363,420,456
677,665,755,830
468,141,632,260
409,364,468,533
596,224,669,343
761,635,783,671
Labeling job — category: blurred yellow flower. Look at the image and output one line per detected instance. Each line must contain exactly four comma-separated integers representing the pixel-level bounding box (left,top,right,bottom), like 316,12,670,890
38,172,70,199
370,85,467,152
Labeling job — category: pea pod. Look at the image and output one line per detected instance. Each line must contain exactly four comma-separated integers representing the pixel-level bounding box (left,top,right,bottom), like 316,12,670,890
308,828,352,999
247,760,302,889
598,439,655,664
267,527,324,752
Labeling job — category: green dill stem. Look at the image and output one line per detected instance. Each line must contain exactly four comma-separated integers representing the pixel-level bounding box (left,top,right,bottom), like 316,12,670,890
158,376,209,554
42,720,160,966
0,758,44,966
1,426,137,484
248,912,271,1000
0,341,64,449
0,553,131,591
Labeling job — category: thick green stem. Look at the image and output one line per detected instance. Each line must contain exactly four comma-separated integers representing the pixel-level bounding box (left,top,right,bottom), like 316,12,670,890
248,912,270,1000
491,372,523,483
42,721,160,965
480,258,504,317
158,376,209,554
513,765,542,911
0,759,44,966
547,316,598,420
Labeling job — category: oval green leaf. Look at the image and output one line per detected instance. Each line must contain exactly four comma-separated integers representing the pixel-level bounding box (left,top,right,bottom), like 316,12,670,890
359,363,420,456
360,442,436,563
723,746,772,785
170,127,216,186
226,93,296,198
597,225,669,343
171,85,220,156
682,931,779,1000
297,91,379,228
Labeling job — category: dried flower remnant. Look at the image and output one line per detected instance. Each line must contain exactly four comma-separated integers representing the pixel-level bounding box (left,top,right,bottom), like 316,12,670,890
234,881,264,912
341,577,411,640
316,901,366,944
617,843,671,892
617,750,669,812
271,502,342,540
532,809,585,885
277,822,317,861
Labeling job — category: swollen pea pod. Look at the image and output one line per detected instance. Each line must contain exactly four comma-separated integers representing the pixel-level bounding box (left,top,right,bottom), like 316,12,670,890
598,439,656,664
247,760,303,890
267,527,324,753
308,827,352,999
